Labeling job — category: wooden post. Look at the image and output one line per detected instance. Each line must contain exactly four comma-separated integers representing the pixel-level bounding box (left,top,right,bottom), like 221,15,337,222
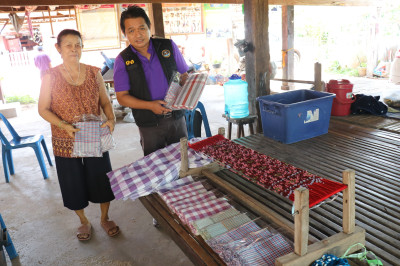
342,169,356,234
179,137,188,177
281,5,295,91
294,187,309,256
48,7,54,37
244,0,270,134
148,3,165,38
314,62,322,91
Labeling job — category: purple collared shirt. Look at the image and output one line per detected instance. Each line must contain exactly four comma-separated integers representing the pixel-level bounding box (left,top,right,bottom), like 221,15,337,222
113,39,189,100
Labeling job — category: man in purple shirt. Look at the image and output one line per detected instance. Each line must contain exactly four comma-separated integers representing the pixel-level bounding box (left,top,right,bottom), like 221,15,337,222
114,5,189,156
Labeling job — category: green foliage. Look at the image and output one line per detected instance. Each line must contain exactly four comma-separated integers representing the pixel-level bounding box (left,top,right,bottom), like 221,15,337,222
6,95,37,104
327,61,359,77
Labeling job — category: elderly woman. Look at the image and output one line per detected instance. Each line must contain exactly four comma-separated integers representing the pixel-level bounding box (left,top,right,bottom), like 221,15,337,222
38,29,119,241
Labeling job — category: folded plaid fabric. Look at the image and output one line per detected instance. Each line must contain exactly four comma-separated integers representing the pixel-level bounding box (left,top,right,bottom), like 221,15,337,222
170,191,217,214
164,80,182,109
232,233,294,266
107,142,211,200
206,221,261,249
156,176,195,193
100,125,115,153
160,181,207,205
192,208,241,235
72,121,101,157
178,198,232,227
164,73,208,110
219,228,274,263
199,213,252,240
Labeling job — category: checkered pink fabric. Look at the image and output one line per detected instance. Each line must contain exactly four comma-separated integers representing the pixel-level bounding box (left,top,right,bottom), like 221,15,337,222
160,181,207,205
72,121,101,157
178,198,232,226
170,191,217,214
231,233,294,266
164,73,208,110
107,142,211,201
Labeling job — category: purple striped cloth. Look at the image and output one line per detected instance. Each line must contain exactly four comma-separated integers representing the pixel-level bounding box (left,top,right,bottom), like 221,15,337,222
156,176,195,193
72,121,101,157
164,73,208,110
106,142,211,200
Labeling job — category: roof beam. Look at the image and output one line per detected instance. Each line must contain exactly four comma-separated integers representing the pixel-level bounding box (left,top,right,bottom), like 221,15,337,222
0,0,378,7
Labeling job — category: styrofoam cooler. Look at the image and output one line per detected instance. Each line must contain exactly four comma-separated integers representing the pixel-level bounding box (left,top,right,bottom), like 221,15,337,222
257,90,335,144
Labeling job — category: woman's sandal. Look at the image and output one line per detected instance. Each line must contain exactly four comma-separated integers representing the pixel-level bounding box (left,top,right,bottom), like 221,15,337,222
77,223,92,241
101,220,120,237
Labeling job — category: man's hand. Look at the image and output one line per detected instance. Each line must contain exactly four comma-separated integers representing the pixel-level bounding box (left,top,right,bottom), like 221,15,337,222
179,72,189,86
150,100,172,115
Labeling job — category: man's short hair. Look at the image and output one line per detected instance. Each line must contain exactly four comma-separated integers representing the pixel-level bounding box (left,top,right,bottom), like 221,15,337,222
120,5,151,34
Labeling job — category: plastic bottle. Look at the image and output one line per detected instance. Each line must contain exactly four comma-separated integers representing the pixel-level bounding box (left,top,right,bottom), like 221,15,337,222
223,74,249,118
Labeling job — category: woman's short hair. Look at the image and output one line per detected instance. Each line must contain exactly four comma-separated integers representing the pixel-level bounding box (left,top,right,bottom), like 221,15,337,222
120,5,151,34
57,29,82,46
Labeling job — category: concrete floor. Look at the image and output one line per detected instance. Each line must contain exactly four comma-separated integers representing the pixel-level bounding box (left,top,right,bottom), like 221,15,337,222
1,78,399,266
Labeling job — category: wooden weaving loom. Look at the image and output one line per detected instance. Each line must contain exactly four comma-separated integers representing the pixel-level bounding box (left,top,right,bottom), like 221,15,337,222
140,129,366,265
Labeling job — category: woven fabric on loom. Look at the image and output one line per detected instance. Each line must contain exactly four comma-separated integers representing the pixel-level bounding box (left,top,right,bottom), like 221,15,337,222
178,197,232,226
107,142,211,200
208,224,270,259
189,135,348,207
206,221,262,248
160,181,207,205
228,233,293,266
192,208,241,235
170,191,217,214
199,213,252,240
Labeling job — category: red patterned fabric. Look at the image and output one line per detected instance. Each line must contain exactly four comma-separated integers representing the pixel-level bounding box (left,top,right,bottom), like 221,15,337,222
189,135,347,207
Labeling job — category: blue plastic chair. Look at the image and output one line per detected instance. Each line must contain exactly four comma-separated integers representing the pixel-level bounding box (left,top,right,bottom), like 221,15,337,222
0,113,53,183
0,213,18,260
185,101,212,140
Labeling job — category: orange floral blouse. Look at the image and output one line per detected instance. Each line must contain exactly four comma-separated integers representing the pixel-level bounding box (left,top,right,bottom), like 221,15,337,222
48,64,101,158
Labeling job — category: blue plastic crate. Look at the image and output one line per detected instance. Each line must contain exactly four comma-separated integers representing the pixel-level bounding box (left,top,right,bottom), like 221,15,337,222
257,90,335,144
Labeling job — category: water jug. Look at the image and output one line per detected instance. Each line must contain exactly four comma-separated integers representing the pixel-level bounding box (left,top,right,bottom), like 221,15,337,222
223,74,249,118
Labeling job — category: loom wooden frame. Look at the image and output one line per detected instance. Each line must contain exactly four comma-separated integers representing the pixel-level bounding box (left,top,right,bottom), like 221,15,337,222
179,131,366,265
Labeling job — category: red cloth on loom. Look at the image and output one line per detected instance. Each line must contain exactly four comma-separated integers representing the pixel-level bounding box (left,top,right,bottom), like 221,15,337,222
189,135,347,207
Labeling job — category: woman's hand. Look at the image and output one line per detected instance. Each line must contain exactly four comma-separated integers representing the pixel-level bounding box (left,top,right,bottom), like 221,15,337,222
62,123,80,138
101,119,116,133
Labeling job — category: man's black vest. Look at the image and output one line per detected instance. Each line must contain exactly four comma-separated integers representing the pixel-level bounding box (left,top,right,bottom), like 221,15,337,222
120,38,184,127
